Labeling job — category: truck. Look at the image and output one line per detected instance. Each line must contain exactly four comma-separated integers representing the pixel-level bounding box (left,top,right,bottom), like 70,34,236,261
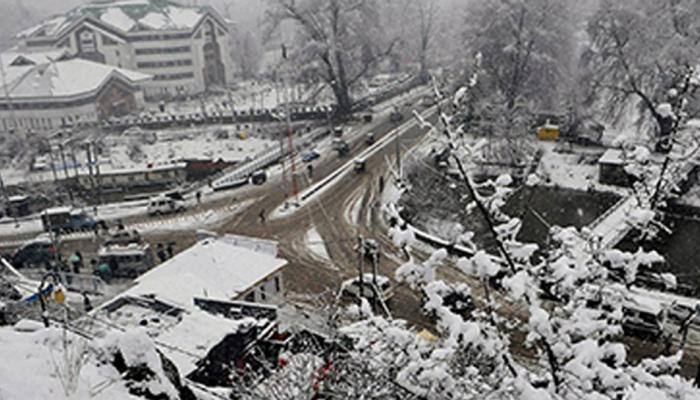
41,207,99,234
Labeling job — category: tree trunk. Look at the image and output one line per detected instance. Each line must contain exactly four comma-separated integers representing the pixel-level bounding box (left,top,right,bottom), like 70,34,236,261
332,82,353,117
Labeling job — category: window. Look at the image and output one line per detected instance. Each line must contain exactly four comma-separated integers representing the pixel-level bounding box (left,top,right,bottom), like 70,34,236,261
153,72,195,81
134,46,190,55
136,59,193,69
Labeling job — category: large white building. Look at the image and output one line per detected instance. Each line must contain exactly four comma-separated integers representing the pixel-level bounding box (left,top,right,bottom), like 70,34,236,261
13,0,233,100
0,51,151,133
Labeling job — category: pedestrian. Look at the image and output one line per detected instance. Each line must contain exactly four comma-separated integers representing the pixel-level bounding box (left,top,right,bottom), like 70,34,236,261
97,262,111,282
69,251,83,275
259,209,266,225
166,242,175,259
307,164,314,179
83,292,93,313
156,243,167,263
196,191,202,205
117,219,125,231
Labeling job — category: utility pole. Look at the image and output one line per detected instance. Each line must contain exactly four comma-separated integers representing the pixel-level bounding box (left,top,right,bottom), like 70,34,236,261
85,142,96,206
395,129,401,181
356,236,365,315
0,170,8,203
48,143,58,183
282,43,299,203
58,143,70,180
285,80,299,203
93,140,102,205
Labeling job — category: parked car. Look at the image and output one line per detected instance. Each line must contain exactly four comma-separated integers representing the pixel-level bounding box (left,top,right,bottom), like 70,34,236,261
41,208,99,234
96,244,155,279
104,230,142,247
622,299,664,340
147,196,186,216
341,273,394,303
8,236,57,268
301,150,321,163
667,303,700,325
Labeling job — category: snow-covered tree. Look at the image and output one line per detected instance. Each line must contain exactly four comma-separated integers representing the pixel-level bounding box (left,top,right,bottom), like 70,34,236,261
463,0,577,111
265,0,398,116
583,0,700,143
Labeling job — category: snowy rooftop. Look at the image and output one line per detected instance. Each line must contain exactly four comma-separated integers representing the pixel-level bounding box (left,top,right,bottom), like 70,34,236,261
17,0,215,39
0,58,151,100
121,237,287,309
598,149,625,165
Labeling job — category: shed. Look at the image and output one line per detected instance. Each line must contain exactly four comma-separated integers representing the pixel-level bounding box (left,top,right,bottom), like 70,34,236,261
598,149,631,187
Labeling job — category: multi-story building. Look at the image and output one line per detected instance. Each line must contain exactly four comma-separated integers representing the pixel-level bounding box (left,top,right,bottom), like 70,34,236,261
13,0,233,100
0,51,151,133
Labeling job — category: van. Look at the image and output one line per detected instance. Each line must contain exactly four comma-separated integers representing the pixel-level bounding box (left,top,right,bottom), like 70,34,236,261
147,196,185,216
97,244,155,279
622,299,664,340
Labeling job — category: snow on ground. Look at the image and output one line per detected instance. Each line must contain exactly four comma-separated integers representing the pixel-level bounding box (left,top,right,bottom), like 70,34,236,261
0,326,141,399
108,132,274,168
344,189,364,226
304,224,331,263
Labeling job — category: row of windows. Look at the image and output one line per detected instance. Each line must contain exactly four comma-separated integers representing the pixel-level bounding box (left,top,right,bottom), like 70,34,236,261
136,59,193,69
130,32,192,42
135,45,191,55
153,72,195,81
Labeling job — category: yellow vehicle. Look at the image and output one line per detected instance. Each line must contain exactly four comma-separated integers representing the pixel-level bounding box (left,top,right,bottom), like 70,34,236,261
537,122,560,141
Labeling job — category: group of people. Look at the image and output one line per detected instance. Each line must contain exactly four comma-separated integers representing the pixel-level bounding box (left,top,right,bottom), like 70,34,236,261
156,242,176,263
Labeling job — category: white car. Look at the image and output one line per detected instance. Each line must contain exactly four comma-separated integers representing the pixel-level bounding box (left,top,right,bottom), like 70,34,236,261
147,197,186,216
341,273,393,302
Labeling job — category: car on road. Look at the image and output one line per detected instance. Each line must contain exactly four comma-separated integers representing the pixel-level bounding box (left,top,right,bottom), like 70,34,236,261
41,208,99,234
147,196,186,216
8,236,57,268
332,139,350,156
104,230,142,247
250,170,267,185
301,150,321,163
341,273,394,303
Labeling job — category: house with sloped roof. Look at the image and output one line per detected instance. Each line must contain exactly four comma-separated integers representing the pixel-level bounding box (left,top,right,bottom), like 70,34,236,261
0,53,151,132
12,0,232,99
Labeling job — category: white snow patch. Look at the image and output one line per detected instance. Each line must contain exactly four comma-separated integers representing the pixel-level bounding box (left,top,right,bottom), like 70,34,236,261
304,224,330,263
